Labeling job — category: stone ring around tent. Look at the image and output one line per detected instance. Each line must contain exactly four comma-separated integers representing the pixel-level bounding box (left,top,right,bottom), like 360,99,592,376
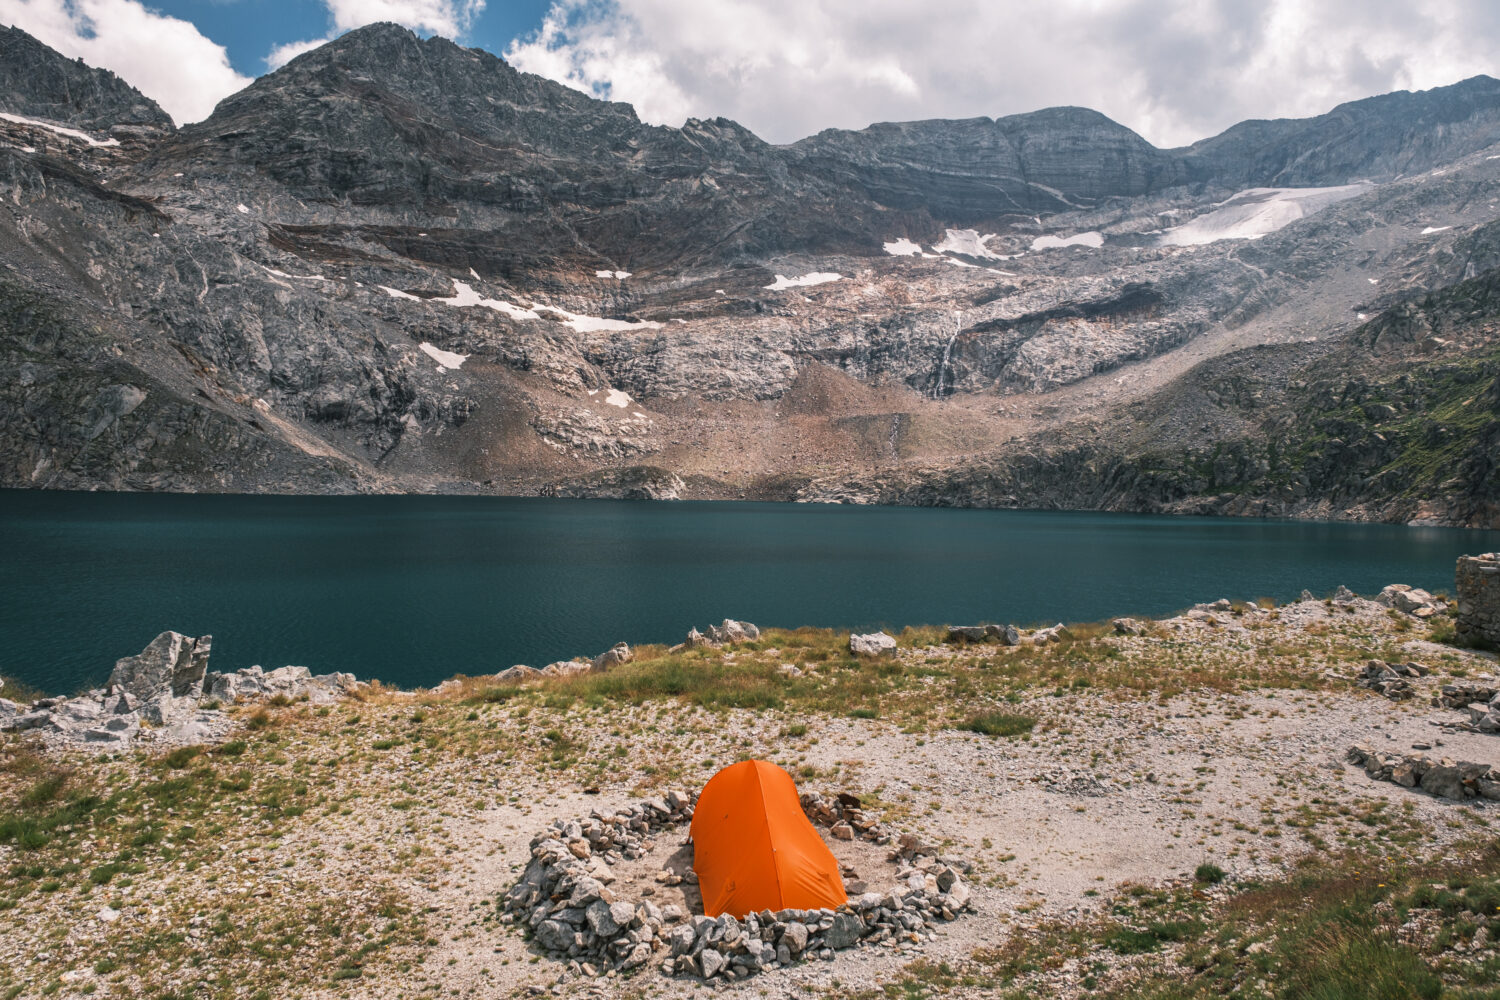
500,760,976,981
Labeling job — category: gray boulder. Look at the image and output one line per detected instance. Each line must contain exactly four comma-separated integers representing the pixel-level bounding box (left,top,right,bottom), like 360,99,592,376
107,631,212,724
698,947,727,978
823,911,865,949
850,632,897,658
706,619,760,644
1419,764,1469,800
534,919,575,953
781,920,809,953
591,642,632,672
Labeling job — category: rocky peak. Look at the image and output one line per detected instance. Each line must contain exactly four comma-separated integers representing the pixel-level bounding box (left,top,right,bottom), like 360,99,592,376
1185,74,1500,186
0,24,172,133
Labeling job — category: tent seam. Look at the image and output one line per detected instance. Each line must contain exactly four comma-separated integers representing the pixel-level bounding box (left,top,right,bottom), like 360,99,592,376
751,761,787,909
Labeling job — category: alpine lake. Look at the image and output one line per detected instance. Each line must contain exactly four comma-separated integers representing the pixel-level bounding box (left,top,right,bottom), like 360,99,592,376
3,489,1498,695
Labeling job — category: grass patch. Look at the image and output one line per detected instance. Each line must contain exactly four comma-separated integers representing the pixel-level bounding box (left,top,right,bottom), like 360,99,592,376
960,711,1036,738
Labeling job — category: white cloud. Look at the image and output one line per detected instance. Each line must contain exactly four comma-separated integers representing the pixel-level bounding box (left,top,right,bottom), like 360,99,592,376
505,0,1500,147
0,0,252,125
266,0,486,70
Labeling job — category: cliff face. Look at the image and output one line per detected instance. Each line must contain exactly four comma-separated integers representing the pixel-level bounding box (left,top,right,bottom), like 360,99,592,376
1,22,1499,525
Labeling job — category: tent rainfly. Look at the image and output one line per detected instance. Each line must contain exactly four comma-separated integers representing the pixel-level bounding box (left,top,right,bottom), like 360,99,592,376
690,759,848,917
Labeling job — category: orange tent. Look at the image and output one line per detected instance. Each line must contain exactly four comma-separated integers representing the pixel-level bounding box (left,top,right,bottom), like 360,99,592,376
690,760,848,917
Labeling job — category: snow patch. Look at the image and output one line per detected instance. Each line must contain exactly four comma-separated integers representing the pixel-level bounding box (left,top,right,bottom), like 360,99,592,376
419,342,468,369
380,285,421,301
1421,226,1451,235
934,229,1003,259
1157,185,1368,247
389,279,664,332
0,111,119,147
944,257,979,269
883,238,922,256
1357,313,1368,320
765,272,842,290
605,388,631,408
1489,155,1500,161
595,269,632,279
1368,278,1380,285
1030,231,1104,251
236,204,250,215
266,268,327,282
555,311,662,333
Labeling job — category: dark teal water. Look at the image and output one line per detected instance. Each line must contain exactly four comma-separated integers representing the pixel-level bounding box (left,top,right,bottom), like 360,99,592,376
2,489,1497,695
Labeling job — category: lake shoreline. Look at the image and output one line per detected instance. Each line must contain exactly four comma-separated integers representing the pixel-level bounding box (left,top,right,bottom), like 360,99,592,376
4,480,1497,531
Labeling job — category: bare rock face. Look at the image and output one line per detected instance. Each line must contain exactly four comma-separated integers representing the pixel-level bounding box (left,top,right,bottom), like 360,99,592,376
1,23,1499,527
107,631,212,724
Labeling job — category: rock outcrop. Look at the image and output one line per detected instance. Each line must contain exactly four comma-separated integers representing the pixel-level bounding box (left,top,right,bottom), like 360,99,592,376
203,665,365,705
107,631,213,724
1457,553,1500,646
1,631,367,747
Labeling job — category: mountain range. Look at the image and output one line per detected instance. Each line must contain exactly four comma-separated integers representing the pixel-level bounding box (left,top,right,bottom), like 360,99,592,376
0,21,1496,526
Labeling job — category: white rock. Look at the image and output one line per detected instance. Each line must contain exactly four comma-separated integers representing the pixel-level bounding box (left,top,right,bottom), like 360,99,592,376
850,632,897,658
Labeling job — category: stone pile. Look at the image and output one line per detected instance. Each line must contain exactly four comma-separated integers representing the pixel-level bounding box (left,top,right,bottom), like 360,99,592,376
1375,584,1448,618
1354,659,1429,700
673,619,761,651
1347,745,1500,801
1436,682,1499,708
502,789,974,981
1457,554,1500,646
0,630,367,748
1431,682,1500,733
799,790,898,846
946,624,1021,645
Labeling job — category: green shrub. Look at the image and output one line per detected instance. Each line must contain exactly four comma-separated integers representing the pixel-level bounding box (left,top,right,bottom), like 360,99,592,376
162,746,204,770
1195,863,1226,884
961,711,1036,738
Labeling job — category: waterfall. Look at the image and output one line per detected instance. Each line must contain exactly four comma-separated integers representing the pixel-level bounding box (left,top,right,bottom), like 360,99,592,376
932,311,962,399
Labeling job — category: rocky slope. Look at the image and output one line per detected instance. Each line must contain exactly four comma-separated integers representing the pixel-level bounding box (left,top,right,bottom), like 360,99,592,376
0,22,1498,523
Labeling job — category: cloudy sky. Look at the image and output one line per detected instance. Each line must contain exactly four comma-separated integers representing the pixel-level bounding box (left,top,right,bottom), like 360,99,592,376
1,0,1496,145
